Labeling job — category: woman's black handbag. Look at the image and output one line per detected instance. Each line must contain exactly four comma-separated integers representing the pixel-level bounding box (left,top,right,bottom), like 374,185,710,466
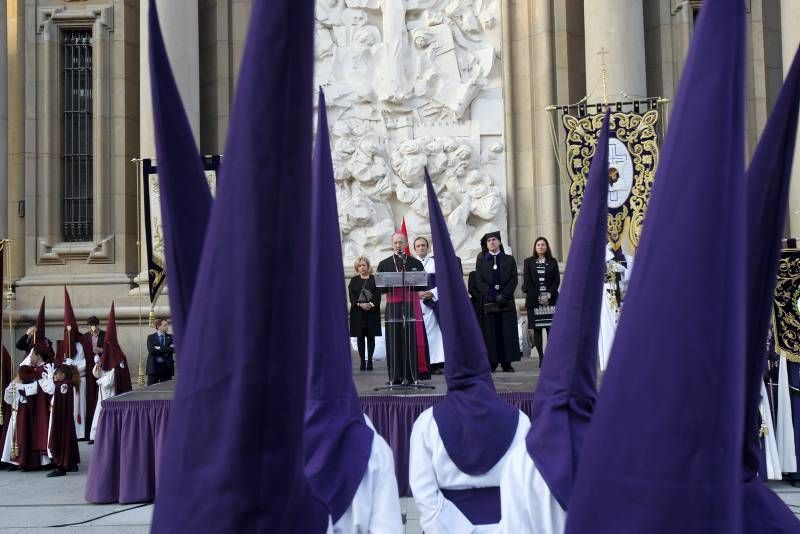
357,287,373,304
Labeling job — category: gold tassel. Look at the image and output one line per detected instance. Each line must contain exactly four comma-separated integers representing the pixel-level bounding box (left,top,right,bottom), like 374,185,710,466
11,418,18,460
148,308,157,328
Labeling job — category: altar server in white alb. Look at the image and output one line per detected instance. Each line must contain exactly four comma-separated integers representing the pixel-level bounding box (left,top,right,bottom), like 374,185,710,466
408,170,528,534
597,242,633,371
304,89,402,534
500,112,611,534
414,236,445,373
89,303,132,442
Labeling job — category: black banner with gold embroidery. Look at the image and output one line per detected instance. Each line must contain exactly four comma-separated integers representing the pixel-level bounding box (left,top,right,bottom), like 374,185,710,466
141,156,221,303
562,106,660,253
773,247,800,363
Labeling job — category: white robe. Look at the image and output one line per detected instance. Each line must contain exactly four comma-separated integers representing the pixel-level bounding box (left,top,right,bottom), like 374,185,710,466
64,343,86,439
409,407,531,534
417,255,445,365
89,365,116,441
1,381,19,464
598,247,634,371
760,381,782,479
776,355,798,473
329,415,403,534
499,444,567,534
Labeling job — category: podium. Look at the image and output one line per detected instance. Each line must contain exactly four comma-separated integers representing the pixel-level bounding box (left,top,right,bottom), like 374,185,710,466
374,271,435,391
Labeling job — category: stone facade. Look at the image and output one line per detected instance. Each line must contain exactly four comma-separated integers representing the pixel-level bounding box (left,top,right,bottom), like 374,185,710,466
0,0,797,378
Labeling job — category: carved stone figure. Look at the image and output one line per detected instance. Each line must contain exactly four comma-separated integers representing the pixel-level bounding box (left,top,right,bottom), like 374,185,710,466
313,0,508,263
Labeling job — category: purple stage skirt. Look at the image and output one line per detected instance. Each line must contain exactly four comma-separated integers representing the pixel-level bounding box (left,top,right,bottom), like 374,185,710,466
85,400,171,504
85,392,535,503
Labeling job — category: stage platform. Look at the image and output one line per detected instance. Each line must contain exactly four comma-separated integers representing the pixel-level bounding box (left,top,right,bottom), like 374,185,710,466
109,354,542,402
86,355,542,504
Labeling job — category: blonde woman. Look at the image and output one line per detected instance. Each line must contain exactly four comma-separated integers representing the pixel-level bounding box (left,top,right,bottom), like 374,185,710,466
348,257,382,371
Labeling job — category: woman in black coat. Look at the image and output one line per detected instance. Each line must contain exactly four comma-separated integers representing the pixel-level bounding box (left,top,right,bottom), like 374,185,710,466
522,236,561,366
348,256,382,371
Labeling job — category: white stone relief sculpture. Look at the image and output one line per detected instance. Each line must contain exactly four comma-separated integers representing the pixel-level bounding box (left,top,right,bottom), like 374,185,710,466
316,0,507,264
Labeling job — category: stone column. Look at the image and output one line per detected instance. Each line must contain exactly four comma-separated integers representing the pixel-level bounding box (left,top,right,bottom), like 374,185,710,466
583,1,647,102
7,1,23,280
531,1,560,258
136,0,200,291
782,0,800,237
140,0,200,158
0,0,7,239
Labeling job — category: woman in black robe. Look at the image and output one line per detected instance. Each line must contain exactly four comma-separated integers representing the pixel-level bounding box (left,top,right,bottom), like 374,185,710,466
475,231,521,372
348,256,382,371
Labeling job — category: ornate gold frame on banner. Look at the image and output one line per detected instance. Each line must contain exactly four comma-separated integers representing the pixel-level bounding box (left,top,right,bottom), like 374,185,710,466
562,110,659,251
773,247,800,363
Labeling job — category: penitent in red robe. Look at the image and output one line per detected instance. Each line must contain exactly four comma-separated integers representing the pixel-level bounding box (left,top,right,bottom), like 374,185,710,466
48,380,80,471
14,375,52,470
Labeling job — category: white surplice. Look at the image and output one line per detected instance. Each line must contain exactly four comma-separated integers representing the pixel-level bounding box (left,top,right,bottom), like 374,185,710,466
418,255,445,365
499,443,566,534
89,365,116,441
409,407,530,534
329,415,403,534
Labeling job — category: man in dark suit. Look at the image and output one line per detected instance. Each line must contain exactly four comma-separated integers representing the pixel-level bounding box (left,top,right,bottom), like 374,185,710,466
376,232,429,384
146,319,174,386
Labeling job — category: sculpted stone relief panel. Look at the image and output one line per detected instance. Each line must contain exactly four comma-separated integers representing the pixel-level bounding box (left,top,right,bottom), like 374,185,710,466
315,0,508,263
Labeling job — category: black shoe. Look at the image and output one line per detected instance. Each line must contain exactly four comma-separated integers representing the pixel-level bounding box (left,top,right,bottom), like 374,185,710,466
359,363,366,371
431,368,443,375
7,465,19,471
502,365,515,373
792,479,800,488
46,469,66,478
69,465,79,472
87,440,94,445
367,362,373,371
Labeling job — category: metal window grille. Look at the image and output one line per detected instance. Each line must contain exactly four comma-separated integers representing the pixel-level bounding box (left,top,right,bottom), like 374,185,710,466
62,30,93,242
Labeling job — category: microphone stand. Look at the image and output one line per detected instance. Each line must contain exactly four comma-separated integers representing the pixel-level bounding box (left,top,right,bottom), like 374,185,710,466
375,251,435,392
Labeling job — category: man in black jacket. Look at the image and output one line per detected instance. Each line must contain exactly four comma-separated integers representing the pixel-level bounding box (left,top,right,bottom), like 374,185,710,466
146,319,174,385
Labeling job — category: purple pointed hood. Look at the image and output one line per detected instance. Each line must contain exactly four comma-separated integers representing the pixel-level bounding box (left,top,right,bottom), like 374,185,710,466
304,89,374,523
148,0,212,345
526,111,609,510
427,169,519,476
566,0,748,532
741,45,800,532
150,0,329,532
